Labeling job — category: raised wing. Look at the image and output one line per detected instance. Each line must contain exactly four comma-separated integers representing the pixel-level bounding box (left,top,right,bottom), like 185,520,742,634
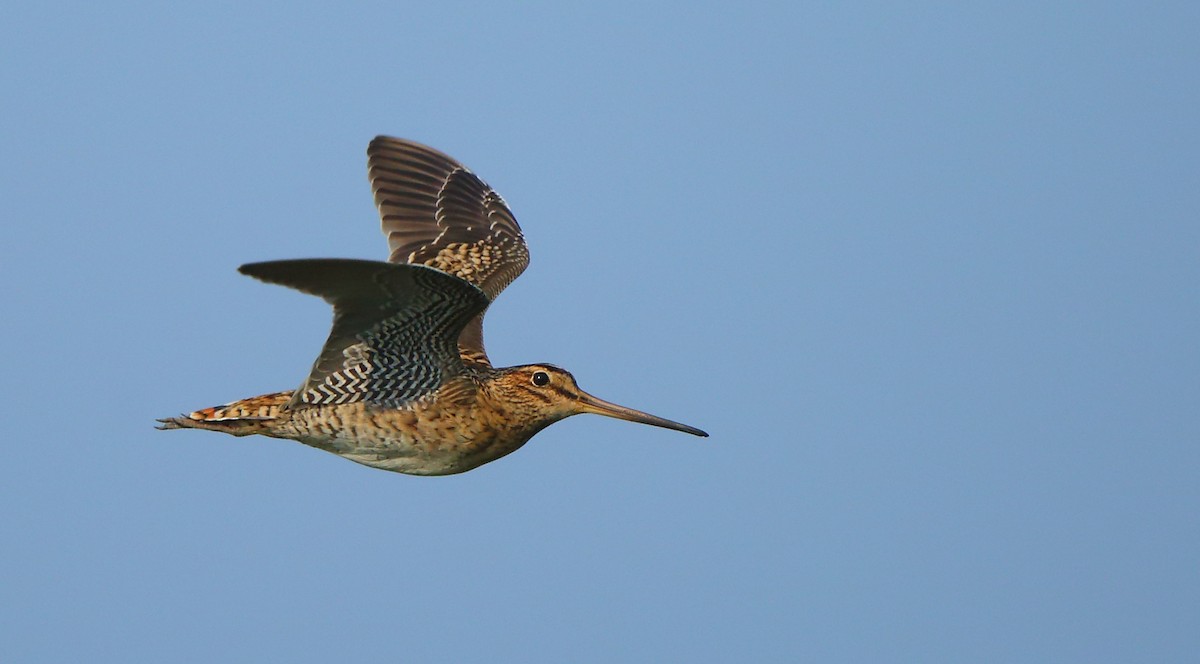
367,136,530,366
239,259,489,409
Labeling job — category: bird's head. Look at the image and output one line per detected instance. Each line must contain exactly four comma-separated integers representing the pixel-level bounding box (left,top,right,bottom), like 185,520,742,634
493,364,708,437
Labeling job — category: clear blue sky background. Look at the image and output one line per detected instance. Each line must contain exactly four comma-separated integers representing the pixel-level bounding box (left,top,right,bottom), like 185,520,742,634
2,2,1196,662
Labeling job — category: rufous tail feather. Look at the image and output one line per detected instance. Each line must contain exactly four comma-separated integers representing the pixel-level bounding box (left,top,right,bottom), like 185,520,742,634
156,390,294,436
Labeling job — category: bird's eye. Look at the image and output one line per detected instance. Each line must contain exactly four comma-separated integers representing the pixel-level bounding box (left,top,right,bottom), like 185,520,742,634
531,371,551,387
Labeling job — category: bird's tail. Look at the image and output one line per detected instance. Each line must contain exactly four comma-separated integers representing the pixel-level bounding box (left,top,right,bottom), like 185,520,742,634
156,390,294,436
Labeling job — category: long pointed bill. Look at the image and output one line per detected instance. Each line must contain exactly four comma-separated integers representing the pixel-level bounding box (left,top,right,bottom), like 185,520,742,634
576,391,709,437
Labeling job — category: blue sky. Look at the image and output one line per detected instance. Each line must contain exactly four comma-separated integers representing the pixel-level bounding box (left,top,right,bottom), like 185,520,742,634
2,2,1197,662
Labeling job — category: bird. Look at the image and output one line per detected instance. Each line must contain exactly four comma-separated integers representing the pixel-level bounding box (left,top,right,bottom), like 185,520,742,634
158,136,707,475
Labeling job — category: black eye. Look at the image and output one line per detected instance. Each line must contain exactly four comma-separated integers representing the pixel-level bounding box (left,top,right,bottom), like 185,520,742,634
531,371,550,386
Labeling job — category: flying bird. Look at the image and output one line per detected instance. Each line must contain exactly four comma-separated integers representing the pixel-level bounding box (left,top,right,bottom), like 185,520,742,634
158,137,706,475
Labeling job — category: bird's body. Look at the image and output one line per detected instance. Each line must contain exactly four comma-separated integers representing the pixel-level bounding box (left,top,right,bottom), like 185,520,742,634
172,365,577,475
159,137,706,475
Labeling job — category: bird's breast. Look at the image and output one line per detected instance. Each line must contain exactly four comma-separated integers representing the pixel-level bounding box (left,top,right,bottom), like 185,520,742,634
274,400,537,475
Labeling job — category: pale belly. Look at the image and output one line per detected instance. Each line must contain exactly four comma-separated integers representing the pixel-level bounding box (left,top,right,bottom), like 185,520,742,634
269,402,536,476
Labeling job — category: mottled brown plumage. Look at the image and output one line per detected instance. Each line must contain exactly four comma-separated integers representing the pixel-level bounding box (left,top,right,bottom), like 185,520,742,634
158,137,706,475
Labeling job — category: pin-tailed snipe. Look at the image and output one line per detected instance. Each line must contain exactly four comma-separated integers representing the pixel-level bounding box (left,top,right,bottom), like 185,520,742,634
158,137,707,475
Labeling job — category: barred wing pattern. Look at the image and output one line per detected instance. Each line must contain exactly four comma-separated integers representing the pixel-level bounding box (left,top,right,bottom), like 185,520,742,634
367,137,530,366
239,259,489,408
